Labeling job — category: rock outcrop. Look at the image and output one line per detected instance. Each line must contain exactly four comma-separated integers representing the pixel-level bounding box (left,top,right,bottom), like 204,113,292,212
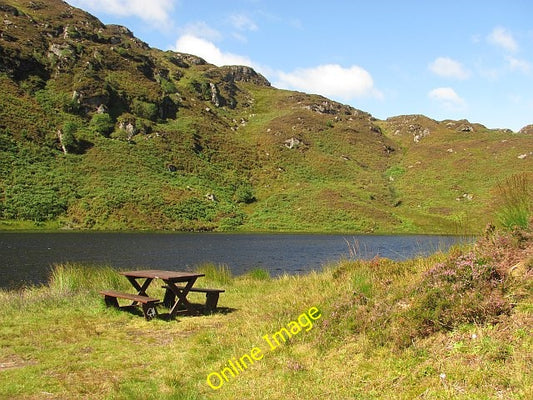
519,124,533,135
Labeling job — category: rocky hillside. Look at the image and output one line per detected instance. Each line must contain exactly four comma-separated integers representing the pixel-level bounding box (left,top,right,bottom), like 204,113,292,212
0,0,532,233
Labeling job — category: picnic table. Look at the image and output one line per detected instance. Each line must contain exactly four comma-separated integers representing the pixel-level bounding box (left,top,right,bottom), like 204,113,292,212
99,269,224,320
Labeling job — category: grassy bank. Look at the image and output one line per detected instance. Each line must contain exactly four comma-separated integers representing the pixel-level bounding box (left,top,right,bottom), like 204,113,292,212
0,227,531,399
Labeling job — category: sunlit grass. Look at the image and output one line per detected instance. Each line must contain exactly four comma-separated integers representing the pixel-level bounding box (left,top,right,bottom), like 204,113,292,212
245,267,271,281
195,263,233,285
494,172,532,230
0,228,531,399
47,262,129,294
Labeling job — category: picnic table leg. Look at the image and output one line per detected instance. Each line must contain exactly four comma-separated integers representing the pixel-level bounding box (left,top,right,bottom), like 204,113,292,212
141,303,158,321
125,277,153,305
205,292,220,313
163,287,175,308
166,278,198,318
104,295,119,308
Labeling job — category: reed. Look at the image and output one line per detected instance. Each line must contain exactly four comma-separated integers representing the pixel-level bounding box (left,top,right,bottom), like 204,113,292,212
196,263,233,285
246,267,271,281
47,262,128,294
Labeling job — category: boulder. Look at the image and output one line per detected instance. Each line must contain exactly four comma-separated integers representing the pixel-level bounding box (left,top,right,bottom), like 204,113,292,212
209,82,223,107
96,104,107,114
458,124,473,132
215,65,271,86
284,137,301,149
519,124,533,135
206,193,217,202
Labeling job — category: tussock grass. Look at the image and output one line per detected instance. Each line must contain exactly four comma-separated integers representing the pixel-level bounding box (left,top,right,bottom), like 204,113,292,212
245,267,271,281
0,228,531,399
494,172,532,230
195,263,233,285
48,262,129,294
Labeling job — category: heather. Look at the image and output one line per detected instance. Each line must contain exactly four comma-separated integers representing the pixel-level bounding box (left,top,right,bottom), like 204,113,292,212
1,223,531,398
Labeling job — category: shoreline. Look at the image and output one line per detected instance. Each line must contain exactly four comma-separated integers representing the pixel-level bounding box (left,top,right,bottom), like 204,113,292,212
0,226,530,398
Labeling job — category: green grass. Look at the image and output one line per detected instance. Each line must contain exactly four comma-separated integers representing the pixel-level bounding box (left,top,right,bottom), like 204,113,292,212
195,263,233,286
0,227,531,399
494,173,532,230
245,268,271,281
2,0,533,235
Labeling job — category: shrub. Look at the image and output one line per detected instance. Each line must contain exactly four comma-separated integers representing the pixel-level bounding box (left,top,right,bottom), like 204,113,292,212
165,198,216,222
323,227,528,349
89,113,114,136
159,77,177,94
234,182,256,204
131,99,158,121
218,210,246,230
3,184,67,222
60,121,79,153
35,87,79,114
409,252,510,334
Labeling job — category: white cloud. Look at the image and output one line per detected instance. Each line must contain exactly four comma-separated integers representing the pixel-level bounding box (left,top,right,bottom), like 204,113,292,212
275,64,382,100
180,21,222,42
68,0,174,26
229,14,258,31
506,56,531,73
428,87,466,108
487,27,518,52
429,57,470,80
173,34,253,67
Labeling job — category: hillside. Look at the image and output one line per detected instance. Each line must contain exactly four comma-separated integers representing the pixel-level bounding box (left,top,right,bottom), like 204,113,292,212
0,0,532,233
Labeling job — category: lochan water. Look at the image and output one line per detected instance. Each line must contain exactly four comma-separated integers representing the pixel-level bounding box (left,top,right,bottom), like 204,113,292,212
0,232,469,289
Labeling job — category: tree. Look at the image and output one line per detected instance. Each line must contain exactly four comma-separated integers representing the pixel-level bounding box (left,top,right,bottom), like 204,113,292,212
59,121,79,153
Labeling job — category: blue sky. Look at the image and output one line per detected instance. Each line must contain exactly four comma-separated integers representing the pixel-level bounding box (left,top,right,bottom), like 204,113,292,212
67,1,533,131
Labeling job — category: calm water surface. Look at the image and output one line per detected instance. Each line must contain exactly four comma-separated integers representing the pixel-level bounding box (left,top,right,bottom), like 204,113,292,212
0,232,468,289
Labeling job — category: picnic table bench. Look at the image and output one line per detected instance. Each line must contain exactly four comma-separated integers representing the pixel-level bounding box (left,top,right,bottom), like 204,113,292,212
99,289,159,320
162,285,225,313
100,270,225,320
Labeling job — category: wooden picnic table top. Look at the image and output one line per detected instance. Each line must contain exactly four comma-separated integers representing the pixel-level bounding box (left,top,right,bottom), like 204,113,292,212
119,269,205,281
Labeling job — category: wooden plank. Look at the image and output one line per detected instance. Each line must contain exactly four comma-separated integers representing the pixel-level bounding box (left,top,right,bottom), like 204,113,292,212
119,270,205,280
99,290,159,304
173,286,225,293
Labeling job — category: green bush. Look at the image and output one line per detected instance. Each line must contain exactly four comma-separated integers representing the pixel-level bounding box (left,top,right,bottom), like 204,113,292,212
165,198,216,222
234,182,256,204
61,121,79,153
218,210,246,230
3,184,67,221
89,113,114,136
35,87,79,114
131,99,158,121
159,77,177,95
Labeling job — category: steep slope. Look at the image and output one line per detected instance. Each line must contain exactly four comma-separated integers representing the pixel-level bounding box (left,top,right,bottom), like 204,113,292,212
0,0,531,233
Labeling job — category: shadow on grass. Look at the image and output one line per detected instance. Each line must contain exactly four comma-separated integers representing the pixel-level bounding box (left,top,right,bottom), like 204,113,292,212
109,302,238,322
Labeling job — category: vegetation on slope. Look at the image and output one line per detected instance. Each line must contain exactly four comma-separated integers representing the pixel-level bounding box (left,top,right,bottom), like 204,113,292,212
1,0,532,233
